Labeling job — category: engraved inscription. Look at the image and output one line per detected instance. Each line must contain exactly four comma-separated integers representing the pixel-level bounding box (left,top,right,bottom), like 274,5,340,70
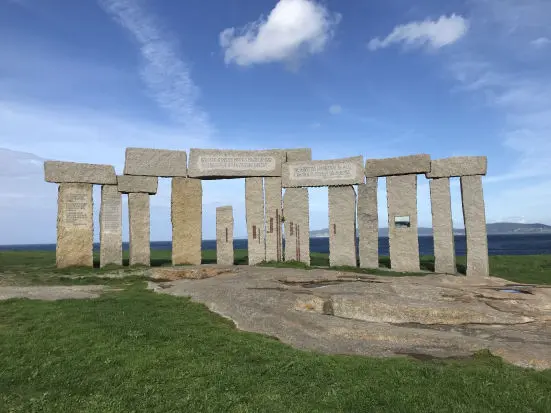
102,203,121,233
64,191,90,228
290,162,356,180
198,155,276,172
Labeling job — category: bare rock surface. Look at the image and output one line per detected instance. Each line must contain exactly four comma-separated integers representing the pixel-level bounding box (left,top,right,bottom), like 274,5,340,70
0,285,107,301
149,267,551,370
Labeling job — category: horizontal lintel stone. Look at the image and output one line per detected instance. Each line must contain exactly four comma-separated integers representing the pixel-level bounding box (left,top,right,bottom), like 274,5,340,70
282,156,365,188
364,154,431,177
124,147,187,177
117,175,158,194
426,156,487,178
285,148,312,162
44,161,116,185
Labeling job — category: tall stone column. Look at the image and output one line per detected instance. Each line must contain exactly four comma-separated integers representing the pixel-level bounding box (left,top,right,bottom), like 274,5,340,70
56,183,94,268
429,178,456,274
328,186,357,267
357,178,379,269
128,193,150,266
245,177,265,265
387,175,420,272
171,178,202,265
99,185,122,267
283,187,310,264
460,175,489,276
216,206,234,265
264,177,283,262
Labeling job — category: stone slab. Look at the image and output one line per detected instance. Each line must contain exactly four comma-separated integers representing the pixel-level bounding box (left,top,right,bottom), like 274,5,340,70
99,185,122,267
461,175,489,277
216,206,234,265
283,188,310,265
56,183,93,268
245,177,266,265
426,156,487,178
282,156,364,188
188,149,284,179
357,178,379,269
45,161,116,185
430,178,456,274
365,154,431,178
171,178,202,265
285,148,312,162
328,186,357,267
124,148,188,177
128,193,150,266
117,175,158,194
264,177,283,262
387,175,420,272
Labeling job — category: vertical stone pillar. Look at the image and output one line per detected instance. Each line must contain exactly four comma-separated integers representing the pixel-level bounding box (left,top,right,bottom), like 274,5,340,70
245,177,265,265
171,178,202,265
460,175,489,276
216,206,234,265
357,178,379,269
429,178,456,274
99,185,122,267
128,193,150,266
283,188,310,264
387,175,420,272
264,177,283,262
328,186,357,267
56,183,94,268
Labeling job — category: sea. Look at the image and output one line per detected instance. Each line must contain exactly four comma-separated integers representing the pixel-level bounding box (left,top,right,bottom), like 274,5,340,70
1,234,550,256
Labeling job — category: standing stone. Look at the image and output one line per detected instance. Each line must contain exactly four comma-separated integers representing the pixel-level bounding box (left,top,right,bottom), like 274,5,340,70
216,206,234,265
387,175,420,272
328,186,357,267
99,185,122,267
358,178,379,269
264,177,283,262
460,175,489,276
283,188,310,264
245,177,265,265
171,178,202,265
430,178,456,274
128,193,150,266
56,183,93,268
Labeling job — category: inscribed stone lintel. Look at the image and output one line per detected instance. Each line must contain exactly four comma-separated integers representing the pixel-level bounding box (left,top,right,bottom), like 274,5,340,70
282,156,364,188
188,149,283,178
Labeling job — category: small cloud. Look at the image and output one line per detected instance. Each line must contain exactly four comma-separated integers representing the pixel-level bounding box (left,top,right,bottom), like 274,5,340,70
310,122,321,128
530,37,551,47
328,104,342,115
220,0,341,66
368,14,469,52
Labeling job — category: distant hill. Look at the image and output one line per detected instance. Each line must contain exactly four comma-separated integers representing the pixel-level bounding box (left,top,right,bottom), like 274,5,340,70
310,223,551,237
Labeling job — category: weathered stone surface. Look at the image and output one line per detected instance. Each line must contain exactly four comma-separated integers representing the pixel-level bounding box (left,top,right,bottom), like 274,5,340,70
365,154,431,178
171,178,202,265
117,175,158,194
56,183,94,268
427,156,487,178
45,161,116,185
283,188,310,264
152,268,551,370
357,178,378,269
245,177,266,265
128,193,150,266
461,175,489,276
0,286,107,301
387,175,420,272
188,149,283,179
99,185,122,267
328,186,357,267
264,177,283,262
285,148,312,162
430,178,456,274
124,147,187,177
282,156,364,188
216,206,234,265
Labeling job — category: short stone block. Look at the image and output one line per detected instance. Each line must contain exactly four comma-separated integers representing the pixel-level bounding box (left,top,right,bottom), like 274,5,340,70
426,156,487,178
171,178,202,265
245,177,266,265
283,188,310,265
128,193,150,266
357,178,379,269
117,175,158,194
45,161,116,185
100,185,122,267
430,178,456,274
282,156,365,188
285,148,312,162
328,186,357,267
216,206,234,265
124,148,187,177
365,154,431,178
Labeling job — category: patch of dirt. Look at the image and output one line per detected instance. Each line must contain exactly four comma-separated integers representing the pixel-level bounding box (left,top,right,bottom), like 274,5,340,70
148,266,235,281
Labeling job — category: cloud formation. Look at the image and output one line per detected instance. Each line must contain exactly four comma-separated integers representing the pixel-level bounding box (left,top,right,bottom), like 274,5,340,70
328,104,342,115
368,14,469,51
220,0,340,66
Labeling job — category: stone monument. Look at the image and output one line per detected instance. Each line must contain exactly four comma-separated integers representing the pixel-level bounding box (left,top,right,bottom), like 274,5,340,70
357,178,378,269
99,184,122,267
216,206,234,265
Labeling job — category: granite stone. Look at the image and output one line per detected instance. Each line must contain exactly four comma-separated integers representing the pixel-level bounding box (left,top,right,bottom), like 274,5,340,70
430,178,456,274
283,188,310,264
328,186,357,267
245,177,266,265
285,148,312,162
128,193,150,266
216,206,234,265
124,148,188,177
426,156,487,178
188,149,283,178
365,154,431,178
117,175,158,194
45,161,116,185
171,178,202,265
282,156,364,188
264,177,283,262
99,185,122,267
357,178,379,269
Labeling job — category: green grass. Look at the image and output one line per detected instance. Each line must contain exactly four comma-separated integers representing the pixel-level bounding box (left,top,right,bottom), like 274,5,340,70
0,283,550,412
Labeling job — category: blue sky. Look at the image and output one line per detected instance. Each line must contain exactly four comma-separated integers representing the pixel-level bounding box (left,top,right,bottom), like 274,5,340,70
1,0,550,244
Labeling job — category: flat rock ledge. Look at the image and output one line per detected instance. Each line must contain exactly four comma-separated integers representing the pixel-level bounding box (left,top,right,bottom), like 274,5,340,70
0,285,107,301
149,266,551,370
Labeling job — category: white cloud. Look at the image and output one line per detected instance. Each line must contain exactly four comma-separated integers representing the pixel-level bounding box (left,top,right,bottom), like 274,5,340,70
220,0,340,66
368,14,469,51
328,104,342,115
531,37,551,47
